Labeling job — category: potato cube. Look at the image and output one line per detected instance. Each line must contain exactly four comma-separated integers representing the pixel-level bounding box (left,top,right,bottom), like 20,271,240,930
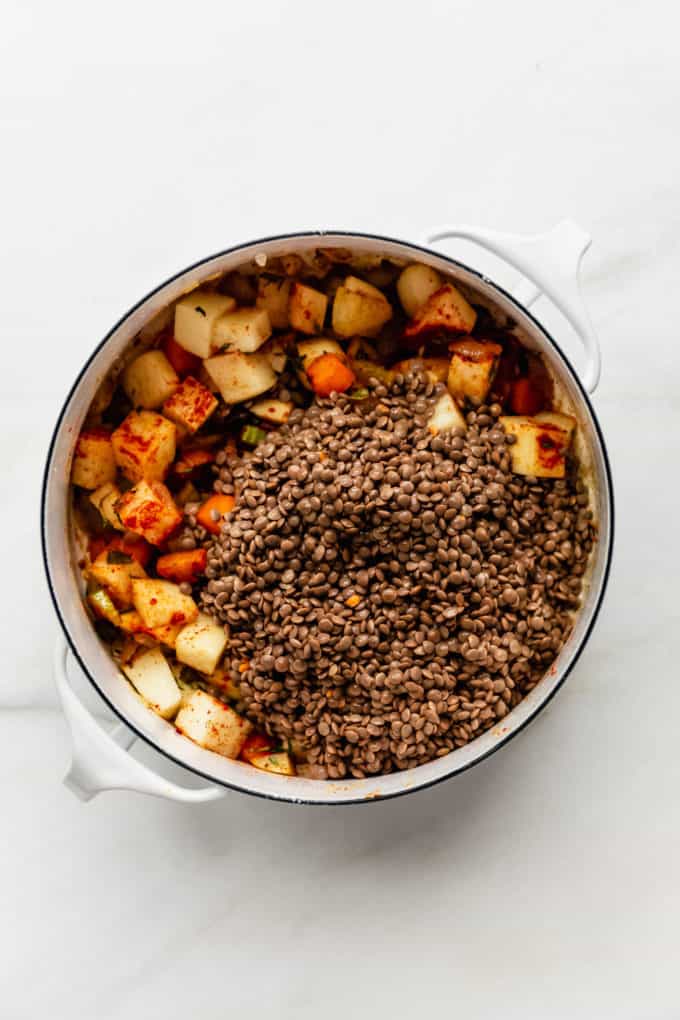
428,392,467,436
404,283,477,338
123,647,182,719
175,690,251,758
176,612,228,675
173,290,237,358
203,351,276,404
248,751,295,776
332,276,392,338
447,339,502,406
499,415,571,478
71,428,117,489
131,578,198,630
111,410,177,482
122,350,179,409
88,551,147,608
263,338,288,373
213,307,272,353
118,610,182,648
89,482,125,530
162,376,218,433
397,263,443,317
116,480,182,545
249,398,294,424
256,277,291,328
289,282,328,334
534,410,577,440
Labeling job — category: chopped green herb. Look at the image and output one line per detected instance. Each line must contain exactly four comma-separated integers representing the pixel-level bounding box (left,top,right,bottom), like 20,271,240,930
195,305,207,317
347,387,369,400
241,424,267,446
107,549,133,565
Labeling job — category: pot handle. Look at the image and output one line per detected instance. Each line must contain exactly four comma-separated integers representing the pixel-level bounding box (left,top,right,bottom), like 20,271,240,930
423,219,601,394
54,638,225,803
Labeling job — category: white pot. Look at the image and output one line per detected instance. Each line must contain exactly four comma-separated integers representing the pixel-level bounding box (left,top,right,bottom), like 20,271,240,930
43,222,614,805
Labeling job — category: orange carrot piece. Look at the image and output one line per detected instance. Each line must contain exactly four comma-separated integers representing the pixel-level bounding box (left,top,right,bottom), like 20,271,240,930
107,534,153,567
240,732,275,763
510,377,545,416
161,333,201,378
197,493,236,535
156,548,207,583
307,353,356,397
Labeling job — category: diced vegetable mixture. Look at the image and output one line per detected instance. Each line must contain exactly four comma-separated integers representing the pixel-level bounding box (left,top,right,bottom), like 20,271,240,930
71,248,595,781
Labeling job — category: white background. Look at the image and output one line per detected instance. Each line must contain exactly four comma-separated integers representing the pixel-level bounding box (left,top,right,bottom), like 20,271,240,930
2,1,679,1017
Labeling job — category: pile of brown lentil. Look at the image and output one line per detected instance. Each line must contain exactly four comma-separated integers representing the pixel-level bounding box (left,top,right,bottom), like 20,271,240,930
189,371,595,780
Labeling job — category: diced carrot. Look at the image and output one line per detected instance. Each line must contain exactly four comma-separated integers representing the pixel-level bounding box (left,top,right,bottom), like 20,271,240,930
196,494,237,535
88,536,108,562
107,533,153,567
240,732,275,763
510,377,545,416
161,333,201,377
346,594,361,608
170,447,216,480
307,353,356,397
156,548,207,583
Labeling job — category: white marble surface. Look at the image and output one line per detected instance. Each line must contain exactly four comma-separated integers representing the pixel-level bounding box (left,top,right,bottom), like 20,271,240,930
2,1,680,1016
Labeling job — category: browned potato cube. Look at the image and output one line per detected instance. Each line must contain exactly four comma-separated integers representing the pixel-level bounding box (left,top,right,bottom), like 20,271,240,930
289,282,328,334
499,415,572,478
447,339,502,406
162,376,218,433
404,284,477,338
88,552,147,608
111,411,177,482
115,480,182,545
131,578,198,630
71,428,117,489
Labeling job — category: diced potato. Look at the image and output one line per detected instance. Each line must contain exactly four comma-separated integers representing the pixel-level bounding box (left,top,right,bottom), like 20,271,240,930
332,276,392,338
428,392,467,436
123,646,182,719
534,410,577,440
392,357,450,384
256,277,291,329
116,480,182,545
499,415,571,478
176,612,228,675
87,588,121,626
397,263,443,317
162,376,218,433
111,411,177,482
404,283,477,338
118,610,182,648
175,689,251,758
248,751,295,776
213,307,272,354
203,351,276,404
88,551,147,608
174,290,237,358
89,482,124,530
131,578,198,630
296,337,343,369
289,282,328,334
250,398,294,424
71,428,117,489
447,339,503,406
122,350,179,410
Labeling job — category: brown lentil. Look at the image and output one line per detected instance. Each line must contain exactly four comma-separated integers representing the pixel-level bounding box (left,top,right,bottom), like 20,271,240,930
193,372,595,778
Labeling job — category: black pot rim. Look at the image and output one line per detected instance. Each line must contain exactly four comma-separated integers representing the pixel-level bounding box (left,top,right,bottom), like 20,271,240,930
41,229,615,807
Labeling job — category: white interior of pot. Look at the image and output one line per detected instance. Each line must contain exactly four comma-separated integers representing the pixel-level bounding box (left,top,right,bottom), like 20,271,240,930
43,233,612,804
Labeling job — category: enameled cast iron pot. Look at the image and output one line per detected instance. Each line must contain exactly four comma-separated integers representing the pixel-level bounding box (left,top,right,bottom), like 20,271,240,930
42,221,614,805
